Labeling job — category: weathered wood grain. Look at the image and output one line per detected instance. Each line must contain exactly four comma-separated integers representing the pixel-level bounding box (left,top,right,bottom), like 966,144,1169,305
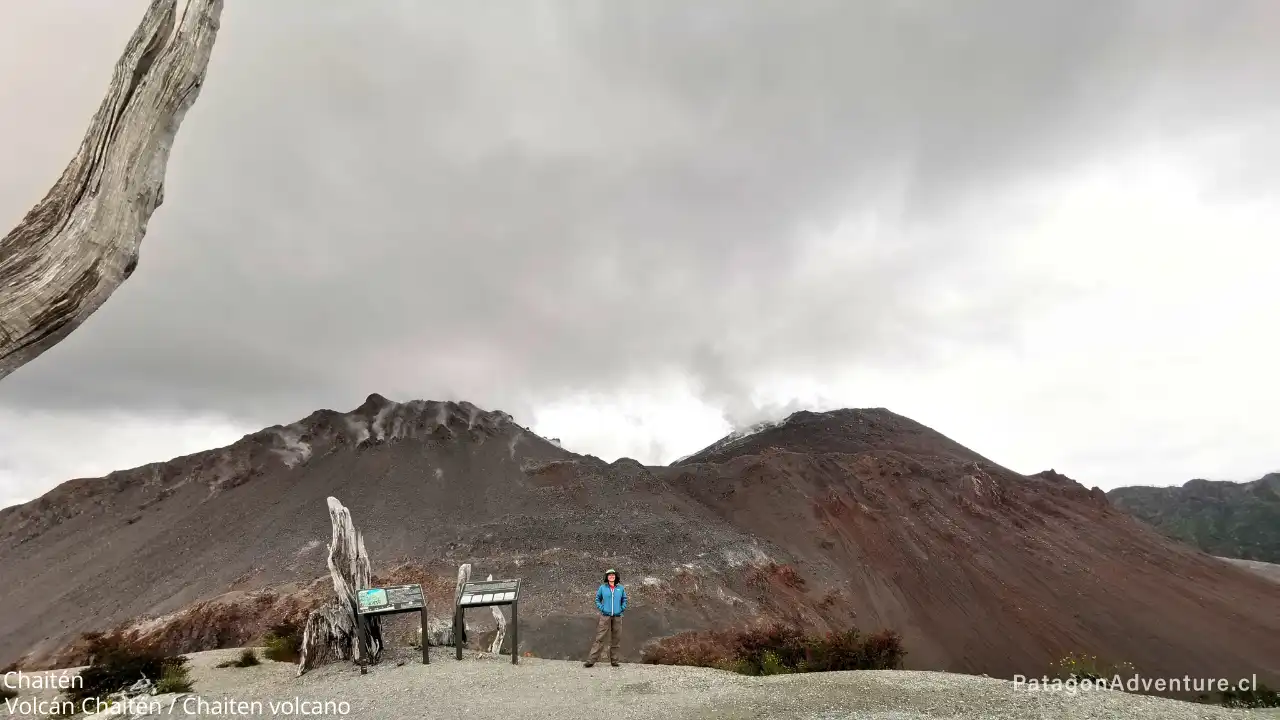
0,0,223,381
298,497,382,675
454,563,472,648
486,573,507,654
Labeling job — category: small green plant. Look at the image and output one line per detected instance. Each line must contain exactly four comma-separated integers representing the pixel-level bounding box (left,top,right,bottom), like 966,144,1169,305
1219,682,1280,709
262,622,303,663
1050,652,1135,682
216,649,261,669
732,624,808,675
758,650,795,675
155,661,194,694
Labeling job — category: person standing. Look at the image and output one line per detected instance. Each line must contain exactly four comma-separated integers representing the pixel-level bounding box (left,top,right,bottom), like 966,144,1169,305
584,568,627,667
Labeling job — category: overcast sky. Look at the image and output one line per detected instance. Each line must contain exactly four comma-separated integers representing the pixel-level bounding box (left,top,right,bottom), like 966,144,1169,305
2,0,1277,508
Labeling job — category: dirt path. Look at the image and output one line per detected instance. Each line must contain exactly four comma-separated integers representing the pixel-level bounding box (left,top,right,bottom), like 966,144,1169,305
3,648,1270,720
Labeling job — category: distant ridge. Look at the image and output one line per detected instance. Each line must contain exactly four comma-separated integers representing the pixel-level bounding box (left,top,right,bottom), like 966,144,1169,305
675,408,993,466
1108,473,1280,563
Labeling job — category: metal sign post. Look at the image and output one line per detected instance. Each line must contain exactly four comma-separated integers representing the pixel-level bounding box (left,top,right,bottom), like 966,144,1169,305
454,579,521,664
356,583,430,666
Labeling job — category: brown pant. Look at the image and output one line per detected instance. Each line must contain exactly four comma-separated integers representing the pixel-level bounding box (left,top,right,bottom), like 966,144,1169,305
587,615,621,662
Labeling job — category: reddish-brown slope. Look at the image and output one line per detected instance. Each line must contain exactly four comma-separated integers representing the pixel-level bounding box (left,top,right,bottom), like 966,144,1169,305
0,395,782,667
1,400,1276,690
664,414,1280,683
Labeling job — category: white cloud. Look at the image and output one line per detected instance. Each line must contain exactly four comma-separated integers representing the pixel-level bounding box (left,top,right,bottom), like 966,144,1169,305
1,1,1276,504
532,382,729,466
536,140,1280,490
5,140,1276,506
0,409,250,508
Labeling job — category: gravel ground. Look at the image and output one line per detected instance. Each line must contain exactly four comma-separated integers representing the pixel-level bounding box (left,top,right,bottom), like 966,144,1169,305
3,647,1271,720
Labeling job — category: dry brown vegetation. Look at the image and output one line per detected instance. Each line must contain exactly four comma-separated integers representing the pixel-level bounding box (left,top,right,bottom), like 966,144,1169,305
40,587,321,670
63,633,192,704
642,622,906,675
746,562,806,591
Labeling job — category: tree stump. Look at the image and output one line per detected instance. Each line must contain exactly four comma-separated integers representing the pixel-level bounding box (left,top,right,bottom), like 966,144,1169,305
420,617,457,647
0,0,223,382
297,497,381,675
453,563,471,647
486,574,507,654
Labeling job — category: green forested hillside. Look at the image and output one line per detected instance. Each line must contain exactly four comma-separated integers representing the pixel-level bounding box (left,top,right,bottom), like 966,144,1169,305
1108,474,1280,563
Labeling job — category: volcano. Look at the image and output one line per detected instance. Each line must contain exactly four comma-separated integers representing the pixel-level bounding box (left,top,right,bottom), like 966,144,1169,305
1,395,1276,688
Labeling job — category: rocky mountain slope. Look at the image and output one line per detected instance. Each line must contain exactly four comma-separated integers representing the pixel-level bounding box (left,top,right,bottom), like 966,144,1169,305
1108,474,1280,563
1,396,1277,691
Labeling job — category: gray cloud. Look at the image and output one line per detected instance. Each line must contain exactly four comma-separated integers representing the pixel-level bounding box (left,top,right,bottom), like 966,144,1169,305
1,1,1277,456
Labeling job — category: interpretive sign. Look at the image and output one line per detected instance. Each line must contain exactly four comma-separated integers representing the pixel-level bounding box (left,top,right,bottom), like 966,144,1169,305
358,584,425,615
354,583,429,665
454,579,521,663
458,580,519,607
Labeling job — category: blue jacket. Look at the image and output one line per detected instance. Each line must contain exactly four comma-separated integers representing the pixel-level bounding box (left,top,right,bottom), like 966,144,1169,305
596,583,627,616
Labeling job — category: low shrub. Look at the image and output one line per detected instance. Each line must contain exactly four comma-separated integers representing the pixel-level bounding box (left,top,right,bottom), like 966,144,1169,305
1218,682,1280,709
756,650,795,676
64,633,191,704
730,624,808,675
155,662,194,694
857,629,909,670
1052,652,1276,708
803,628,906,673
1050,652,1136,683
639,630,737,670
216,649,261,669
0,686,16,701
262,622,303,663
643,623,906,675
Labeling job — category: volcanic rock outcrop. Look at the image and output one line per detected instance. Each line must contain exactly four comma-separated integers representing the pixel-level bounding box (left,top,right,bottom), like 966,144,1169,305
1,397,1276,689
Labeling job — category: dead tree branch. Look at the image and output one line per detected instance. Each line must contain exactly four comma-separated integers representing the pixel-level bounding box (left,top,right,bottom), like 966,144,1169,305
0,0,223,381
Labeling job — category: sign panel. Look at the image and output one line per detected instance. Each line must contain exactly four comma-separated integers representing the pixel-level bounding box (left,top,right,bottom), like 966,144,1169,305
454,578,521,663
353,583,430,666
458,579,519,607
357,583,425,615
